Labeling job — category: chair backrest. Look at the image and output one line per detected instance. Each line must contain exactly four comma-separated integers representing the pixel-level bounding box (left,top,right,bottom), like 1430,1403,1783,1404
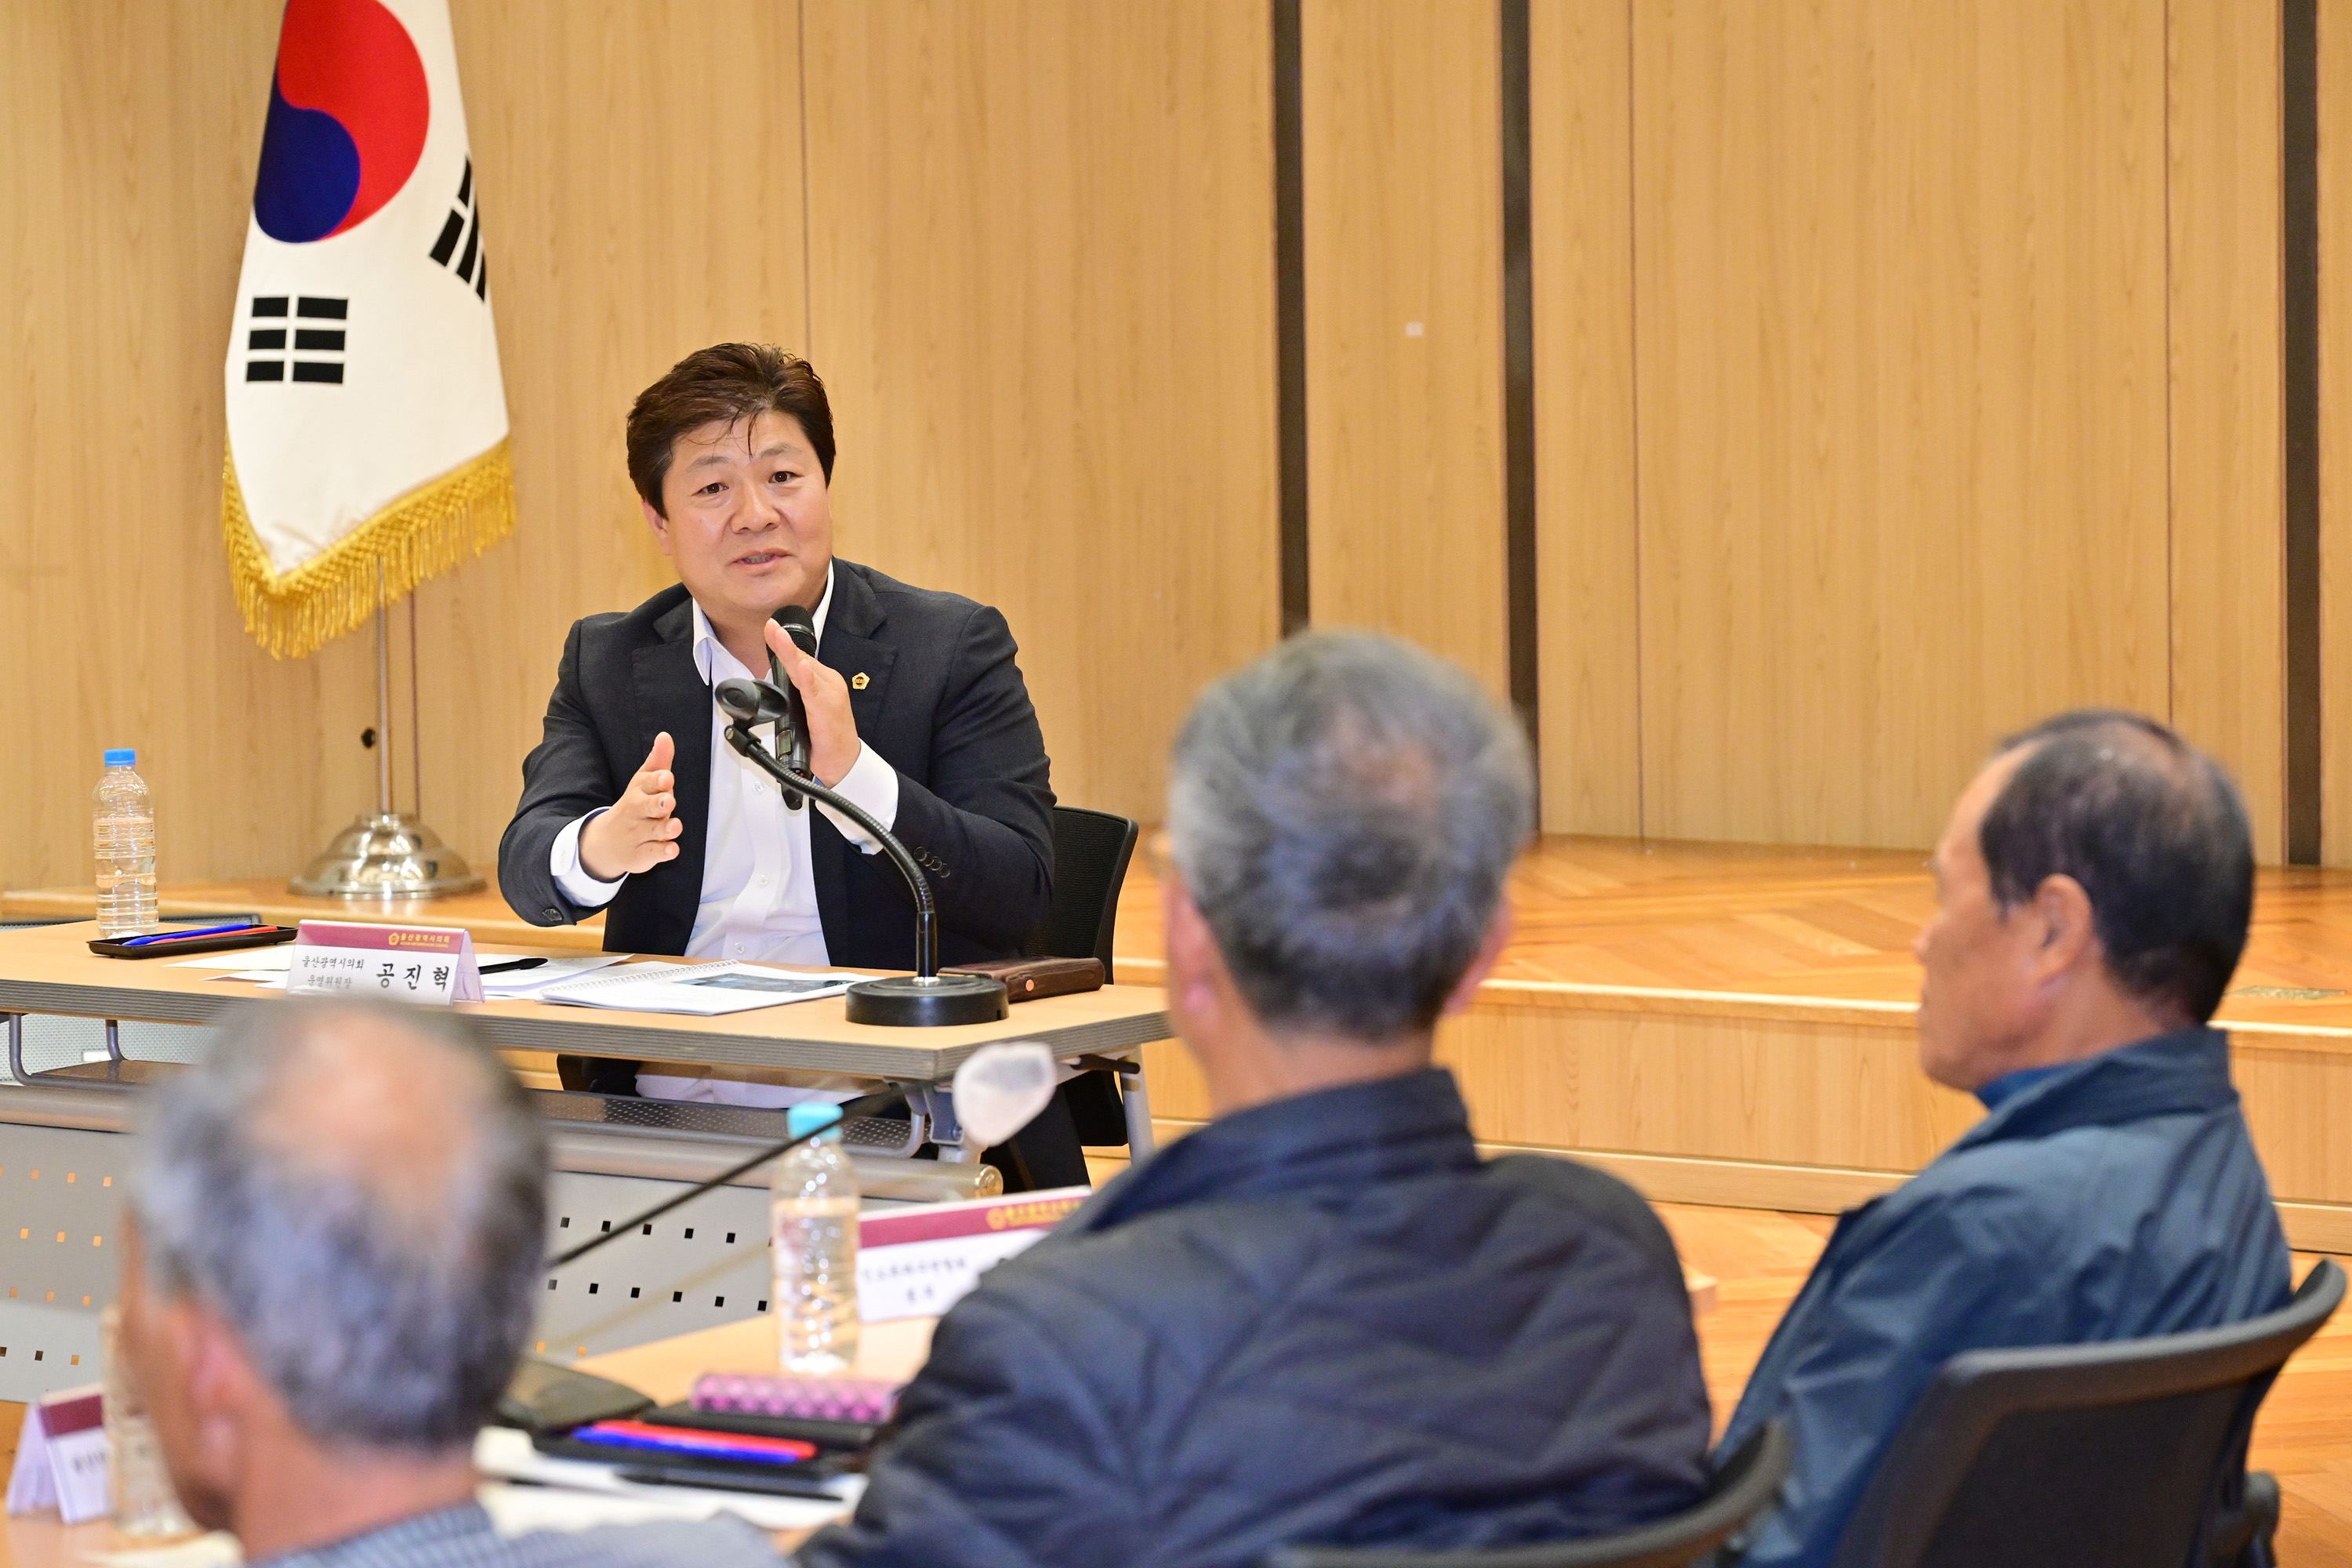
1027,806,1139,982
1261,1421,1792,1568
1829,1258,2345,1568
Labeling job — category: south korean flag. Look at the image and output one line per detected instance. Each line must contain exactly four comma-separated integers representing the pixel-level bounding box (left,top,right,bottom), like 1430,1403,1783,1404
222,0,513,659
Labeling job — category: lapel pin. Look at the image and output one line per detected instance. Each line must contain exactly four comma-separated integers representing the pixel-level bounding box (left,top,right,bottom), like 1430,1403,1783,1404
851,673,870,690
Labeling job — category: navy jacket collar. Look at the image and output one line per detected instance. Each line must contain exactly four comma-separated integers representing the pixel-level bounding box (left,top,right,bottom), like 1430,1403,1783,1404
1946,1025,2238,1156
1078,1066,1481,1232
828,557,887,639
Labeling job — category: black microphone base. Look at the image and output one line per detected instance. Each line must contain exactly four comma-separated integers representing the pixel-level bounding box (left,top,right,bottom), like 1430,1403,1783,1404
845,974,1009,1027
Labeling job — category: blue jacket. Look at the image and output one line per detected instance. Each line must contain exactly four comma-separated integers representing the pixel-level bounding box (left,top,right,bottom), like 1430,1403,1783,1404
1719,1026,2292,1566
798,1068,1713,1568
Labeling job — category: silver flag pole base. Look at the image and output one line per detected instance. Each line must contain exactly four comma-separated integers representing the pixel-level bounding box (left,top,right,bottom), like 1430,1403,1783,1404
289,811,486,898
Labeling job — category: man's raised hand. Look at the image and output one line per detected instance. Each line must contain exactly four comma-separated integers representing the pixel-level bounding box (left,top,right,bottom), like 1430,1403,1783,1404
579,731,682,881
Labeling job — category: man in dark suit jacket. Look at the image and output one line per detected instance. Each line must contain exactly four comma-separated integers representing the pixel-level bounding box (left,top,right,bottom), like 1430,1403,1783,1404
499,346,1067,1174
499,563,1053,968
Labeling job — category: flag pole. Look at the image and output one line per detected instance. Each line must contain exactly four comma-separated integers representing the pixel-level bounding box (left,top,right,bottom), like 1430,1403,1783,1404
375,564,394,815
286,561,484,900
408,594,423,818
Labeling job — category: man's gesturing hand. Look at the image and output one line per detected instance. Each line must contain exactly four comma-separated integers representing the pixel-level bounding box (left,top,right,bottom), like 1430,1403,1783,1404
765,620,862,786
579,731,682,881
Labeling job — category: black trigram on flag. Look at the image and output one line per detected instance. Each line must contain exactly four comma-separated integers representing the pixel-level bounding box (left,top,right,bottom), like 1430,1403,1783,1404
245,296,348,383
427,159,488,300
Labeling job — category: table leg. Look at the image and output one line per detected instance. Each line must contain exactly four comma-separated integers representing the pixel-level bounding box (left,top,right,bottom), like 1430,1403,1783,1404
1121,1059,1155,1156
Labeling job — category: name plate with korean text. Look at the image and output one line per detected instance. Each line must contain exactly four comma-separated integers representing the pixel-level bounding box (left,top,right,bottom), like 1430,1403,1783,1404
855,1187,1090,1323
288,920,485,1005
4,1386,109,1524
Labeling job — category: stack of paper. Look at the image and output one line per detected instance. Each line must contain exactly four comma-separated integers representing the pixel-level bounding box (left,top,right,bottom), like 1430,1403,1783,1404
541,963,875,1017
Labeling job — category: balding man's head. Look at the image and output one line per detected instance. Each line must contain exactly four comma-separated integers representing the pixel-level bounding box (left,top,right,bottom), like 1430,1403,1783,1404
130,1000,546,1451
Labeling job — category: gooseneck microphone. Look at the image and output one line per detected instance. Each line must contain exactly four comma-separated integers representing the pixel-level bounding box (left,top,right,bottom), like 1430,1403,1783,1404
711,676,1009,1028
768,602,818,805
545,1083,908,1269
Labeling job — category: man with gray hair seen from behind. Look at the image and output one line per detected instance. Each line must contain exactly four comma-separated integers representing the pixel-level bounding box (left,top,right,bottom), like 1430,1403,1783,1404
117,999,782,1568
796,630,1714,1568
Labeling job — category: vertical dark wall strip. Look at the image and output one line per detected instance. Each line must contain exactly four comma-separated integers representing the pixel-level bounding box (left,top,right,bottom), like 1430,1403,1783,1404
2285,0,2322,862
1499,0,1541,743
1274,0,1311,637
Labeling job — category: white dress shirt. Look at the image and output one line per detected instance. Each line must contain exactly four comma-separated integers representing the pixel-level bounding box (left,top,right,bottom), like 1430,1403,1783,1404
547,565,899,1105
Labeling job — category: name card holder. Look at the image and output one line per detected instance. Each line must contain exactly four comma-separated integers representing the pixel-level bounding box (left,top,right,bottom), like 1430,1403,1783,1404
855,1186,1091,1323
288,920,485,1005
4,1386,108,1524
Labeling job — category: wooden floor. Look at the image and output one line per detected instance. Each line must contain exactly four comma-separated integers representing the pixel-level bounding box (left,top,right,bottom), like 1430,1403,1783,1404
1111,833,2352,1029
3,1200,2343,1564
1111,835,2352,1245
13,833,2352,1028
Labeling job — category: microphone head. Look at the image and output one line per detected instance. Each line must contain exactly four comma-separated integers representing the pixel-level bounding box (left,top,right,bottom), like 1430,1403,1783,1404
714,677,792,724
774,601,818,654
951,1040,1057,1150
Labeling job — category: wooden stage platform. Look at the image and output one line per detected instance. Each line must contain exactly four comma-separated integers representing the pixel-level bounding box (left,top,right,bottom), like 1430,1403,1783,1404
1113,838,2352,1253
9,836,2352,1250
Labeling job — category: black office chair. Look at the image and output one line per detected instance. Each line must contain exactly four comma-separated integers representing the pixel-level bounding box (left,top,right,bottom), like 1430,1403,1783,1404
1827,1258,2345,1568
1020,806,1141,1150
1261,1421,1791,1568
1026,805,1141,980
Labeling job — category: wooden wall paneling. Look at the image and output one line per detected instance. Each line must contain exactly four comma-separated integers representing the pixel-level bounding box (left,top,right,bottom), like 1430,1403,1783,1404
2233,1039,2352,1204
1300,0,1509,697
799,0,1280,827
0,0,361,894
1631,2,2172,849
1529,0,1640,833
2167,0,2285,864
0,2,812,891
1144,1001,1981,1175
416,1,812,869
2321,0,2352,862
1436,1004,1983,1173
1156,1004,2352,1209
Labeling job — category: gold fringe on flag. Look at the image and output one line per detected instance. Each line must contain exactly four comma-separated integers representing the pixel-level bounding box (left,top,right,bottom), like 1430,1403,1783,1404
221,439,516,659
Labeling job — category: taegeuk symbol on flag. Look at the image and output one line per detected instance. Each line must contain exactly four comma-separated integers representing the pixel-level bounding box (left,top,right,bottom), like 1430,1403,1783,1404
222,0,512,658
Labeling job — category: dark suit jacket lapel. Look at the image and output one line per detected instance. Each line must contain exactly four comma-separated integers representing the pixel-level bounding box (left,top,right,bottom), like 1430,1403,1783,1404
630,596,710,955
812,562,900,949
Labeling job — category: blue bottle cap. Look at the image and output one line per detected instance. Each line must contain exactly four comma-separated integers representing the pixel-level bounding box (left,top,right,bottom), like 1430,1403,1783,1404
786,1103,844,1139
103,748,136,768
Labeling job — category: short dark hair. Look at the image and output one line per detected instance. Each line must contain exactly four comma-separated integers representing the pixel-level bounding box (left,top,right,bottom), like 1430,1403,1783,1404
1979,710,2252,1024
626,343,835,514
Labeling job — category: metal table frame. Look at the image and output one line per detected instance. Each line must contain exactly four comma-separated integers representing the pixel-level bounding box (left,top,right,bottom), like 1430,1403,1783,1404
0,975,1166,1154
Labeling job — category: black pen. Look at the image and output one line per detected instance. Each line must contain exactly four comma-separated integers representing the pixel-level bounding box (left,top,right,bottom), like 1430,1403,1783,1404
479,957,550,976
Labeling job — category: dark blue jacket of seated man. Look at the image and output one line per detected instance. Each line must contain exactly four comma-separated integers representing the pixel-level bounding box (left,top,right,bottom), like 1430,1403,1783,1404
1718,712,2294,1568
795,631,1713,1568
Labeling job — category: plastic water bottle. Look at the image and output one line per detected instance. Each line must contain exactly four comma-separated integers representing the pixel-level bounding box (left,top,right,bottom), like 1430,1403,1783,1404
772,1103,860,1373
100,1304,194,1538
93,749,158,938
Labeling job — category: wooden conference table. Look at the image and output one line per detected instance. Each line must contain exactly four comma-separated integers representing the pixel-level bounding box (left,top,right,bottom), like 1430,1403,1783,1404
0,1313,931,1568
0,920,1172,1566
0,920,1173,1091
